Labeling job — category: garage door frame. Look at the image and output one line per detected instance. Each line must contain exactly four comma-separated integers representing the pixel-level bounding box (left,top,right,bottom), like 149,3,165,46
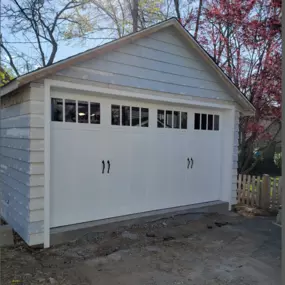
43,79,236,248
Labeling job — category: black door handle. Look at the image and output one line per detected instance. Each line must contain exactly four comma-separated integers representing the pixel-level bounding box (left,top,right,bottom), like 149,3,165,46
107,160,110,174
187,158,190,169
102,160,105,174
191,158,194,169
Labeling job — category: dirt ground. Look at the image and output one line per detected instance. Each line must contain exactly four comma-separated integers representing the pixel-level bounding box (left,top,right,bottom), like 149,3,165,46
1,212,281,285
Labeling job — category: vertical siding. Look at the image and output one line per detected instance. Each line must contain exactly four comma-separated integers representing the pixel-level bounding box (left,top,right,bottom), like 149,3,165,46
0,86,45,245
231,111,240,205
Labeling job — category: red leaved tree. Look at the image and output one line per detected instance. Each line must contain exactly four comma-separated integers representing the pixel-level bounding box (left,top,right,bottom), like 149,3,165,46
181,0,281,173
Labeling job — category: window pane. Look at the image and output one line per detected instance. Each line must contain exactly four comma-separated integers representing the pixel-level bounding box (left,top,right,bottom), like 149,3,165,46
78,101,88,123
166,110,172,128
111,105,120,125
141,108,149,127
201,114,207,130
122,106,130,126
181,112,187,129
157,110,164,128
173,111,180,129
132,107,140,126
208,114,213,130
194,113,200,130
65,99,76,123
51,98,63,122
90,102,100,124
214,115,219,131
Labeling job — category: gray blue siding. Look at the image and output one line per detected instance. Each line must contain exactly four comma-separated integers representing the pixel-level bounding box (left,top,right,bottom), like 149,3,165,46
58,27,234,102
0,87,44,245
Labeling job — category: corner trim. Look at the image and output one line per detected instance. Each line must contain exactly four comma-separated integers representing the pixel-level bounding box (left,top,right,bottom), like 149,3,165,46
44,79,51,248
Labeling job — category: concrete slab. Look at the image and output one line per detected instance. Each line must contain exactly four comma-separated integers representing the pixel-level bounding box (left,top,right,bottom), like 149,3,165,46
50,200,229,245
0,225,14,247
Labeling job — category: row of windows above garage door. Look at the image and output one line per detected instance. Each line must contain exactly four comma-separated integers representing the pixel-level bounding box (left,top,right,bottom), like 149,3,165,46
51,98,220,131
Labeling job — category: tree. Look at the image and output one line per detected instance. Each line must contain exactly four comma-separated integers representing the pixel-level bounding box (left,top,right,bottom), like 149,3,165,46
0,67,13,86
200,0,282,173
1,0,91,75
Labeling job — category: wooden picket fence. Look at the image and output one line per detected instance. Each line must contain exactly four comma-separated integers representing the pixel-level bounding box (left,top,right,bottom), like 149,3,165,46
237,174,282,211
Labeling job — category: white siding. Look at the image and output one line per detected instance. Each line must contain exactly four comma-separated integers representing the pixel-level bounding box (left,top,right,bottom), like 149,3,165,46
57,27,234,102
0,87,44,245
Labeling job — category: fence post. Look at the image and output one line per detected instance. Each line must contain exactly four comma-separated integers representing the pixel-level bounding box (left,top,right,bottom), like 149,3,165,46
260,174,270,210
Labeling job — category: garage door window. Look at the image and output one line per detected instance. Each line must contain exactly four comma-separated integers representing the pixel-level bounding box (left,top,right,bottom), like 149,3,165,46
111,105,121,125
141,108,149,127
65,99,76,123
78,101,89,123
90,103,100,124
181,112,187,129
166,110,172,128
214,115,219,130
157,110,187,129
132,107,140,126
194,113,219,131
122,106,130,126
112,105,149,127
157,110,164,128
173,111,180,129
51,98,63,122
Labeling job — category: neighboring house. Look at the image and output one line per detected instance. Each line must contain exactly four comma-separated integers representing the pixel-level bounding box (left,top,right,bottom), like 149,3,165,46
0,18,255,248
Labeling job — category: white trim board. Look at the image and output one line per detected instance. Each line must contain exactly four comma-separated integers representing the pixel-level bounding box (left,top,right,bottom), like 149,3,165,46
48,79,236,111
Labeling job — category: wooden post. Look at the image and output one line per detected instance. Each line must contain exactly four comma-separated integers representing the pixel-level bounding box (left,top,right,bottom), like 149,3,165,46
256,176,261,207
260,174,270,210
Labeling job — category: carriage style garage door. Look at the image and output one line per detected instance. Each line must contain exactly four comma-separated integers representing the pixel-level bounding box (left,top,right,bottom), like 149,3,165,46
50,92,222,228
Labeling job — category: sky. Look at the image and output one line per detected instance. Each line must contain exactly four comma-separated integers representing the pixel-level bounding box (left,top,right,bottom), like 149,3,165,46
0,0,112,72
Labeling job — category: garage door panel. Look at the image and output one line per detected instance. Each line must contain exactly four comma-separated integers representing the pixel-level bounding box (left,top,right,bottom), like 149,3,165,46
51,127,104,227
50,94,224,228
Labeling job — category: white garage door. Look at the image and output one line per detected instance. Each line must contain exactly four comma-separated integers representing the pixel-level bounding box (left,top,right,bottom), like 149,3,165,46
50,93,222,228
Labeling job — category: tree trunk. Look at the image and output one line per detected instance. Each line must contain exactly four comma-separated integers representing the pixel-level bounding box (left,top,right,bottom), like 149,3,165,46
194,0,203,39
132,0,139,32
174,0,181,21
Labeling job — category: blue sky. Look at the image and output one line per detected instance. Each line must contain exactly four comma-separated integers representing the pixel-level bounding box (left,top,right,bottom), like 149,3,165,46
1,0,111,71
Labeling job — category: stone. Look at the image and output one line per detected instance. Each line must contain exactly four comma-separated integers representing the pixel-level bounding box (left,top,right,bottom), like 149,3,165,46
162,222,167,227
49,277,57,284
146,232,156,238
85,256,109,266
0,225,14,247
121,231,138,240
108,252,122,262
146,246,161,253
163,235,175,241
276,208,282,225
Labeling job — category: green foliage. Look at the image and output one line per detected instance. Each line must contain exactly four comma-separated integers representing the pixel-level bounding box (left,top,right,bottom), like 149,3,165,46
274,152,282,169
0,67,13,87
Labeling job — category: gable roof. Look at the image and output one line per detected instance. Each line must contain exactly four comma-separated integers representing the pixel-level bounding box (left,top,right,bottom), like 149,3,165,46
0,18,255,114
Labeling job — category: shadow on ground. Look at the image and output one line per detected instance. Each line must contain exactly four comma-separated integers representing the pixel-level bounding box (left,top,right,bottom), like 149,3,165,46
1,212,281,285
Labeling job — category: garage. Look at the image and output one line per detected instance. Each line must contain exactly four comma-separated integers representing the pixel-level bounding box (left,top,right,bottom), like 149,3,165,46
0,18,255,247
50,91,223,228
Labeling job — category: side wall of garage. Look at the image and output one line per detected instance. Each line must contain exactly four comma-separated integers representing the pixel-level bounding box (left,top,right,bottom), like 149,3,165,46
0,86,44,245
